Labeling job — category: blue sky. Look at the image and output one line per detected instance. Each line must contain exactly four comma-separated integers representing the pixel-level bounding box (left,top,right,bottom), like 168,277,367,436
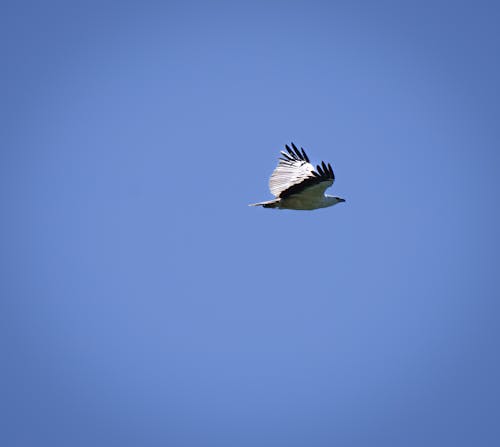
2,1,500,446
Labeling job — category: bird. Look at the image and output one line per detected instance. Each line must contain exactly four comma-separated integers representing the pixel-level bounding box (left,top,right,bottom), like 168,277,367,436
249,143,345,210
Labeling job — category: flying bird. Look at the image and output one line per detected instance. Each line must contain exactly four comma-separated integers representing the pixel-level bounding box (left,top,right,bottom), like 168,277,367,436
249,143,345,210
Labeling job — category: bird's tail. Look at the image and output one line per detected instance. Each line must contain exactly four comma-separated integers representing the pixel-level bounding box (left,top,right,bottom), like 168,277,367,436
248,199,281,208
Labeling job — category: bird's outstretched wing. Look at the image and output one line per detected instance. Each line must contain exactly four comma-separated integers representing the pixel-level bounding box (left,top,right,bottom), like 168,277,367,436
269,143,335,198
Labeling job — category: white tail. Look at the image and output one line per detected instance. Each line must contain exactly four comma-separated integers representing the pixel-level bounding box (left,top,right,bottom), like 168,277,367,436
248,199,281,208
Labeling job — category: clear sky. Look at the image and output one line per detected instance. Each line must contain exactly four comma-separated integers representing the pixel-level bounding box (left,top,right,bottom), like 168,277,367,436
2,1,500,446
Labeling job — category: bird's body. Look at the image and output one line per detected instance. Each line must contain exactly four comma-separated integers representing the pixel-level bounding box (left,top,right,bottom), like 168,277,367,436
250,143,345,211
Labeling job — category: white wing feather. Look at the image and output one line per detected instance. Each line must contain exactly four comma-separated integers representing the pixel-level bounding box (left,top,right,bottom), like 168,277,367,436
269,156,316,198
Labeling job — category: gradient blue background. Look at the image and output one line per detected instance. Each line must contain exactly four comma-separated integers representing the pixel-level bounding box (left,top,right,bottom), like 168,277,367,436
2,1,500,446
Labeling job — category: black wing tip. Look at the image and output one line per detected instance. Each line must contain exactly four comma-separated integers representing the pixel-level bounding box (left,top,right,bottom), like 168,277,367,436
301,147,310,163
285,144,296,159
284,142,312,163
328,163,335,178
315,161,335,180
282,143,331,172
290,142,313,163
290,142,302,159
279,150,294,162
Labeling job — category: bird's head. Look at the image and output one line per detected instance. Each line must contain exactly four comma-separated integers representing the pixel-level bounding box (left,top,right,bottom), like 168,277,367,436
324,195,345,206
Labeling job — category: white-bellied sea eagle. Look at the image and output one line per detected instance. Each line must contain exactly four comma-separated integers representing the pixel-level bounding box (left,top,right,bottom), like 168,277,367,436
249,143,345,210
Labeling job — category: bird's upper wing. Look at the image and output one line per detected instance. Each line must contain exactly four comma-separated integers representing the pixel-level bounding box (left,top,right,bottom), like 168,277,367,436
269,143,335,198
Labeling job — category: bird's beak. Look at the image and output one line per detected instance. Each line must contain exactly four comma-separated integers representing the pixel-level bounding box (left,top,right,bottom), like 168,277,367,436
338,198,346,203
